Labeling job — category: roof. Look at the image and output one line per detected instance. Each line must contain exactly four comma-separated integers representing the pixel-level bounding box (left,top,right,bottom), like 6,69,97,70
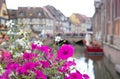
8,9,17,19
69,13,88,26
16,7,50,18
73,13,88,23
0,0,3,10
44,5,66,21
43,5,56,20
0,0,6,10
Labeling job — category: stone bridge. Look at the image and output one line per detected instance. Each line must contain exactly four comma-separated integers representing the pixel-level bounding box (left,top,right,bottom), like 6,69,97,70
44,36,84,45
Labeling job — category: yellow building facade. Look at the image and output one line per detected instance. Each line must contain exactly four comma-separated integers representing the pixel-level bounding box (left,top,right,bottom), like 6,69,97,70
0,0,9,25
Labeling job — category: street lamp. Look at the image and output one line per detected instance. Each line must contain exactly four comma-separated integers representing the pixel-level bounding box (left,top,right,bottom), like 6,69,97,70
94,0,101,9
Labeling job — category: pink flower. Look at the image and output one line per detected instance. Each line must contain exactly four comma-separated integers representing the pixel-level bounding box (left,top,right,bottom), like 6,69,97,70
40,60,51,68
6,63,20,72
4,35,9,41
37,45,52,54
17,62,35,75
0,70,11,79
31,43,37,50
57,44,74,60
82,74,90,79
66,70,82,79
45,51,54,60
58,61,76,73
33,70,47,79
64,61,76,67
3,51,11,58
58,65,68,73
17,66,28,75
23,52,38,60
23,62,35,70
0,50,11,58
0,50,11,63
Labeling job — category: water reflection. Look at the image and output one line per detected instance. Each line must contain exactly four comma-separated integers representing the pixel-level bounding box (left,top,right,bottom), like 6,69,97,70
75,57,95,79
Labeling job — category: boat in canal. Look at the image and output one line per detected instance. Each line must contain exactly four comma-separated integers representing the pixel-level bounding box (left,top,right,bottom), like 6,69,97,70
84,42,104,60
83,34,104,60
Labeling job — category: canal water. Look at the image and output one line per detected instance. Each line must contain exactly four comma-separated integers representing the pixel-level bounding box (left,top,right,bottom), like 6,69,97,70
73,45,95,79
73,44,120,79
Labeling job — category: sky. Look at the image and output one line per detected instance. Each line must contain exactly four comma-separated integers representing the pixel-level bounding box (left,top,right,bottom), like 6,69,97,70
6,0,95,17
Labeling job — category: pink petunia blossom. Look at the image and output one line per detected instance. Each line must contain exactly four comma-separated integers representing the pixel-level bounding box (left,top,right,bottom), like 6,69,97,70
64,76,69,79
33,70,47,79
6,62,20,72
64,61,76,67
0,50,11,64
4,35,9,41
3,51,11,58
0,50,11,58
23,52,38,60
57,44,74,60
31,43,37,50
37,45,52,54
58,61,76,73
66,70,82,79
40,60,51,68
17,66,29,75
0,70,11,79
82,74,90,79
17,62,35,75
45,51,54,60
58,65,68,73
23,62,35,70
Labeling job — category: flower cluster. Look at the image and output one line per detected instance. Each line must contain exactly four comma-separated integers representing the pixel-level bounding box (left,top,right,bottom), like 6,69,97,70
1,20,31,57
0,42,90,79
0,20,90,79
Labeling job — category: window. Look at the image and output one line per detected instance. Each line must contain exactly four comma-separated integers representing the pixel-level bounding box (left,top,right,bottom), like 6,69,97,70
39,25,43,30
11,14,15,16
45,12,49,17
30,25,33,30
107,2,110,20
29,13,33,16
30,18,32,22
2,0,5,2
19,11,24,16
2,10,7,15
114,0,120,18
38,12,42,16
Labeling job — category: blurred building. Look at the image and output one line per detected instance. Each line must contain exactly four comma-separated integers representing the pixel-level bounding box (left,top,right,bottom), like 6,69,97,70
8,5,73,36
93,0,120,73
8,7,54,35
0,0,9,31
86,17,92,33
69,13,92,35
43,5,71,35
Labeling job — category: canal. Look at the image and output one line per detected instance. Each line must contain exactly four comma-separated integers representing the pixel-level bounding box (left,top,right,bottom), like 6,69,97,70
73,44,120,79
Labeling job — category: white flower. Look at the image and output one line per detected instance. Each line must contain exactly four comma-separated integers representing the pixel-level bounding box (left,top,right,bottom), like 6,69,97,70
13,53,23,58
55,36,62,42
0,65,4,74
0,42,6,45
7,29,12,34
34,40,43,47
15,39,26,47
9,45,15,53
7,29,17,35
18,29,27,36
10,45,15,49
6,20,14,28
